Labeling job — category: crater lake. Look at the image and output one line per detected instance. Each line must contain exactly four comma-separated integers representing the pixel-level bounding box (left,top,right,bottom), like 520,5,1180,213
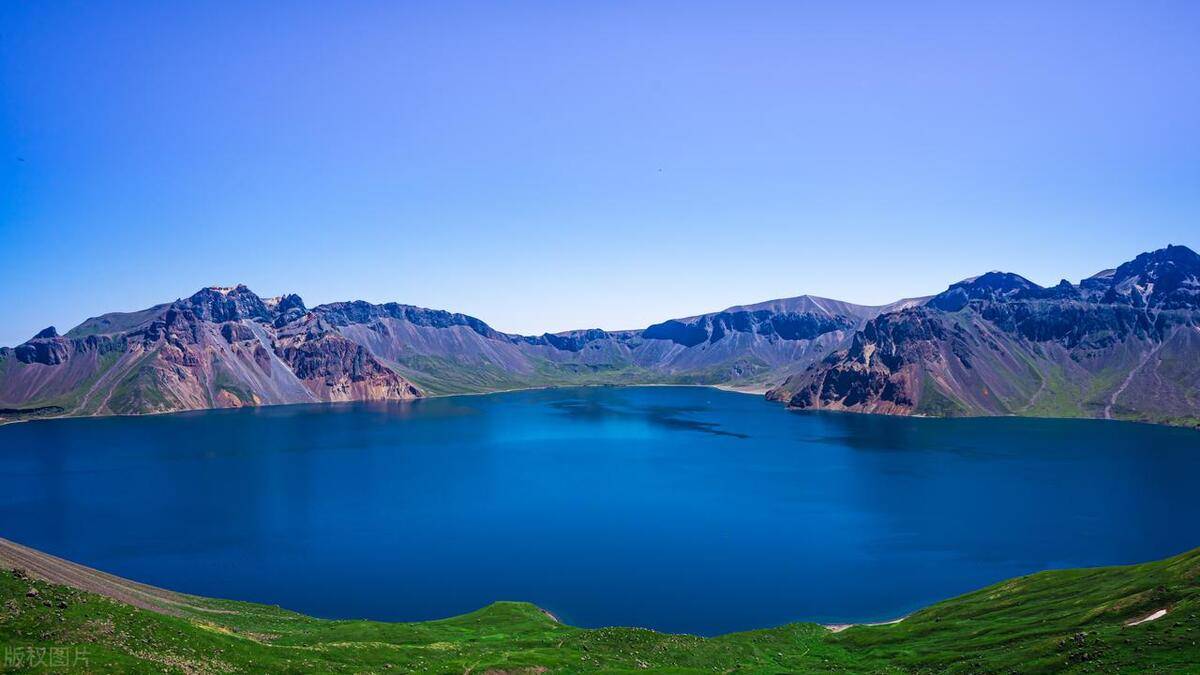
2,386,1198,636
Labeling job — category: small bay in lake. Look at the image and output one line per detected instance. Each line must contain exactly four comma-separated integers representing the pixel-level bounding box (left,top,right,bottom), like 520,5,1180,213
1,386,1198,636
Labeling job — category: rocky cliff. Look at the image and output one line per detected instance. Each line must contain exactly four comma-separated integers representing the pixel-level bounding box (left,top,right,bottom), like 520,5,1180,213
767,245,1200,426
0,286,422,421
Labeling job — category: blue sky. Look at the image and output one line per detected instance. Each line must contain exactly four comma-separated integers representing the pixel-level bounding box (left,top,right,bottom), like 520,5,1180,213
2,1,1198,346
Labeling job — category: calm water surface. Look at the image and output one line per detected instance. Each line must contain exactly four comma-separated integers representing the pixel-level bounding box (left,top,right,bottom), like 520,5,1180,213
2,386,1198,635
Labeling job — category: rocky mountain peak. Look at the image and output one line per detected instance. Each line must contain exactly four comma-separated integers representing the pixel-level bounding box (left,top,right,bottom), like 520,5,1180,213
1103,245,1200,309
528,328,613,352
965,271,1040,293
1111,244,1198,280
274,294,307,313
14,327,70,365
927,271,1041,312
266,293,308,327
180,285,273,323
1041,279,1082,300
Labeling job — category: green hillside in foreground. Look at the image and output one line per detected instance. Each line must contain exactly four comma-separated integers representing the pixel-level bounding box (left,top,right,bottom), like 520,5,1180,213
2,544,1199,674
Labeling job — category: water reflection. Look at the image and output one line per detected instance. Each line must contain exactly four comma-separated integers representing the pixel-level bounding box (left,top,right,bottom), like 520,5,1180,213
548,391,749,438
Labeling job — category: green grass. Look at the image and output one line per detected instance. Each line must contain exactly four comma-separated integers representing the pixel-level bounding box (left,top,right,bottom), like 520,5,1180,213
63,305,169,339
210,366,257,407
914,376,968,417
105,348,174,415
1020,364,1089,419
836,549,1200,673
3,547,1199,673
0,350,125,422
390,353,668,396
1081,366,1132,417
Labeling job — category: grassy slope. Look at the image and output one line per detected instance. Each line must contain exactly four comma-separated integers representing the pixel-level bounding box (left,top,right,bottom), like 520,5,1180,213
0,350,125,423
389,352,772,397
63,305,169,339
379,353,653,396
2,547,1199,673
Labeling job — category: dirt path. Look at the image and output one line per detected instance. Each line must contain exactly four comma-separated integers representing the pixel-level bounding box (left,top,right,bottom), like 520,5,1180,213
824,616,905,633
0,537,220,617
1019,371,1048,413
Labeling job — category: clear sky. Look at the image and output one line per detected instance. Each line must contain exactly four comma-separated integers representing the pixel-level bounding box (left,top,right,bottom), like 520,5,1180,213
2,2,1198,346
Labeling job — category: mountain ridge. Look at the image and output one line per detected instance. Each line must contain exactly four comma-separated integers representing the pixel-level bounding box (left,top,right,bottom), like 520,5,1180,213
3,245,1198,427
0,283,898,419
767,244,1200,427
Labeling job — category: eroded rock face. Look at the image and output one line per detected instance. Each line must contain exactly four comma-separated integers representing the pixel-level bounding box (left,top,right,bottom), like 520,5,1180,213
524,329,619,352
182,285,274,323
976,301,1160,348
315,301,503,339
769,308,942,412
274,318,420,401
643,311,857,347
221,323,257,344
768,246,1200,425
270,294,308,327
13,330,123,366
1,285,421,419
252,344,272,373
1099,244,1200,309
14,338,70,365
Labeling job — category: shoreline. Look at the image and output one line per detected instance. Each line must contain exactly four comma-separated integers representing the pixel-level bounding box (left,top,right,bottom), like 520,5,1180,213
781,402,1200,431
823,616,906,633
0,382,771,427
7,381,1190,427
422,382,771,399
4,532,1193,650
5,533,915,635
7,382,1193,431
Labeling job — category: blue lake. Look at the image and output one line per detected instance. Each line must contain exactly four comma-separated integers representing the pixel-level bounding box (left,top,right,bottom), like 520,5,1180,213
1,386,1198,635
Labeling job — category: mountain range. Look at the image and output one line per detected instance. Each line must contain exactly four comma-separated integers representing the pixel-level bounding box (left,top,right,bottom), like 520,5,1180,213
2,245,1198,427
